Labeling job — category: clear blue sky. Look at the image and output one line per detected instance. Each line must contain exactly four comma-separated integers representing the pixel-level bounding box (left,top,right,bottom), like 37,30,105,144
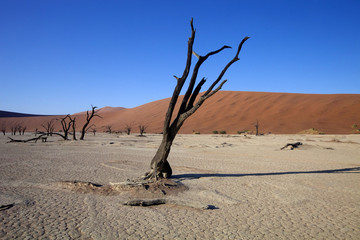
1,0,359,115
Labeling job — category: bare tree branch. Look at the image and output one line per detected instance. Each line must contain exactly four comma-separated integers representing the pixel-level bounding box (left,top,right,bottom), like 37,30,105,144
203,36,250,97
178,45,231,115
41,119,55,136
143,19,249,180
57,115,73,140
163,18,196,135
80,105,101,140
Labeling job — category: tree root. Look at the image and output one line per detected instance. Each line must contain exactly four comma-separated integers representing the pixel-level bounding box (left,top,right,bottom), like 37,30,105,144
142,164,172,180
142,170,162,181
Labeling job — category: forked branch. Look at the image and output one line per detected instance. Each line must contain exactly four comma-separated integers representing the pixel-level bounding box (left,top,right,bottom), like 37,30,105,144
80,105,102,140
176,36,249,127
144,19,249,180
178,45,232,115
163,18,196,134
164,19,249,135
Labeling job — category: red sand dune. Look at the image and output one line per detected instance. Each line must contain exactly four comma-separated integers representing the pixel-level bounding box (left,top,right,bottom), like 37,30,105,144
1,91,360,134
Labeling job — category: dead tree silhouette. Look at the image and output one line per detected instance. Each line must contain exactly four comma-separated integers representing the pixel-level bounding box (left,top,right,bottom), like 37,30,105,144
0,123,5,135
41,119,55,136
139,125,147,136
125,123,133,135
143,19,249,180
80,105,101,140
69,116,77,140
57,115,73,140
255,120,259,136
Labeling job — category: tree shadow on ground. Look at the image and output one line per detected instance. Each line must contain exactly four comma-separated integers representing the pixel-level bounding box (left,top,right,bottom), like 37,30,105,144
172,167,360,181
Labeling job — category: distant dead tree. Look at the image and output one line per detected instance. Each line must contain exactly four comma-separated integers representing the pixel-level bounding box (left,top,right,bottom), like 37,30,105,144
1,123,6,135
10,124,17,135
16,125,22,135
21,126,27,135
41,119,55,136
69,116,77,140
92,127,97,136
80,105,101,140
105,125,112,134
142,19,249,180
139,125,147,136
57,115,72,140
254,120,259,136
125,123,133,135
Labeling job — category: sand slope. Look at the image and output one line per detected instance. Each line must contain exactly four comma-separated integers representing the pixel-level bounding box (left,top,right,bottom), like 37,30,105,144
1,91,359,134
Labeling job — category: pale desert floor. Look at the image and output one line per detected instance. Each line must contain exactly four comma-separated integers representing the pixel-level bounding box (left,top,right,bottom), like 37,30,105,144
0,133,359,239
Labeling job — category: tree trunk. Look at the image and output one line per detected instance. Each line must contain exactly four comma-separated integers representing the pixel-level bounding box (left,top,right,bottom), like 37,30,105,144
80,128,86,140
255,120,259,136
140,19,249,180
80,106,100,140
145,126,180,179
70,117,77,140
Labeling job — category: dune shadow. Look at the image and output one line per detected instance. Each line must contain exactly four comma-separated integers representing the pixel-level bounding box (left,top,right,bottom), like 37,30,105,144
172,167,360,180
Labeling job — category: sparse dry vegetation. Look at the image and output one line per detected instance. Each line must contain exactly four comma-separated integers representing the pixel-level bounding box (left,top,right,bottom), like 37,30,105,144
298,128,324,135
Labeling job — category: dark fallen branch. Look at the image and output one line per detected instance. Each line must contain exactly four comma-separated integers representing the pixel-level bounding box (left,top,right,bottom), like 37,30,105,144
50,132,69,140
123,199,167,206
122,198,215,209
7,133,47,143
280,142,303,150
0,203,15,211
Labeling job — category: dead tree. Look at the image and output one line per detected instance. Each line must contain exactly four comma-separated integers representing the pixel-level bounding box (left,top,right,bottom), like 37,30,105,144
42,119,55,136
139,125,147,136
17,125,22,135
57,115,72,140
21,126,26,135
10,125,17,135
69,116,77,140
143,19,249,180
125,123,133,135
92,127,96,136
80,106,101,140
1,124,6,135
105,125,112,134
255,120,259,136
